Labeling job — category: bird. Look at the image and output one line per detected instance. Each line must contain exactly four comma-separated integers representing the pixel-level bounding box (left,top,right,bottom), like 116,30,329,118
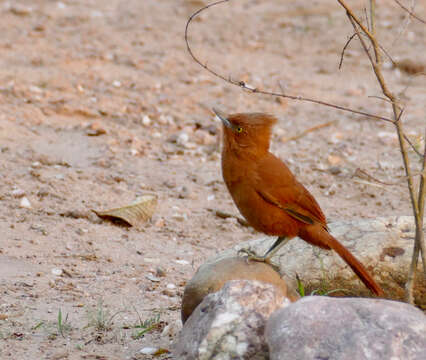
213,108,384,296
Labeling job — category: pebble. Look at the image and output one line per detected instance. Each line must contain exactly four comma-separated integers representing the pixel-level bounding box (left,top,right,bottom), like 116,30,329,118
156,267,166,277
112,80,121,88
171,212,187,222
166,283,176,290
154,218,165,228
145,273,161,282
20,197,32,209
175,259,190,265
51,268,63,276
176,132,189,146
162,289,175,297
142,115,151,126
139,347,158,355
12,188,25,198
9,4,33,16
328,166,341,175
327,155,342,166
159,114,175,125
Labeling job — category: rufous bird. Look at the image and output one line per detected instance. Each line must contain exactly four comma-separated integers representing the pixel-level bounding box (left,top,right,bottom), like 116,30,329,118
213,108,383,296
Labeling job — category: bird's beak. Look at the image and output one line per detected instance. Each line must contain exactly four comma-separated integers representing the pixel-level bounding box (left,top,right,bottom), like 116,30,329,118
212,107,233,129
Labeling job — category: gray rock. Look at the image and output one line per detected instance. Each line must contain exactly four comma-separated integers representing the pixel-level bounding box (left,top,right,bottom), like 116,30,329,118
217,216,425,295
266,296,426,360
181,255,297,323
175,280,290,360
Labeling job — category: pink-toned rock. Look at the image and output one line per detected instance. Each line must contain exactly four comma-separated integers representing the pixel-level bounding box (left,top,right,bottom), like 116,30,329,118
181,256,296,323
266,296,426,360
175,280,290,360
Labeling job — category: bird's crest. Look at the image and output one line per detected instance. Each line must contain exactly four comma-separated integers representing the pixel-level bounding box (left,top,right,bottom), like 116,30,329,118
228,113,278,128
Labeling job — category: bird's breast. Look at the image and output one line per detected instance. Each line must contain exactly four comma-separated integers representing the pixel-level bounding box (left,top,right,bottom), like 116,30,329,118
224,177,300,237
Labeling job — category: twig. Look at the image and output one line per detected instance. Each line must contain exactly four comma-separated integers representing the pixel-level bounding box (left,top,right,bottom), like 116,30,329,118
339,33,357,69
370,0,381,64
185,0,395,123
393,0,426,24
282,121,336,143
406,129,426,302
353,168,399,186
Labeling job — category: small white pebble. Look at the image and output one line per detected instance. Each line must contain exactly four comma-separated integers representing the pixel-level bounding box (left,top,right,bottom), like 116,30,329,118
166,283,176,289
175,259,189,265
51,268,63,276
112,80,121,88
139,347,158,355
20,197,31,208
207,194,215,201
142,115,151,126
176,132,189,146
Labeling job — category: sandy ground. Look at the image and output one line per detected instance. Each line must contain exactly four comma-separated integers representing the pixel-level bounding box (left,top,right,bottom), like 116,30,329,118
0,0,425,359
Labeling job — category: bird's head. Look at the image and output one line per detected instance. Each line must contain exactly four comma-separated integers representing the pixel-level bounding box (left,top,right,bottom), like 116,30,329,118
213,108,277,155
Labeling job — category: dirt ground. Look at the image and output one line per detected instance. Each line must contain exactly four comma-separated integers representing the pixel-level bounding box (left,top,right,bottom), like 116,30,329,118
0,0,425,359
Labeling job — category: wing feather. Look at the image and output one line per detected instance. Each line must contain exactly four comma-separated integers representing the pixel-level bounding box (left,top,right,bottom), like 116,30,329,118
255,154,327,227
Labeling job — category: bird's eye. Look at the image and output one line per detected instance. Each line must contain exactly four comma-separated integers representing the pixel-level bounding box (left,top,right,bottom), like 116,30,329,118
236,126,243,133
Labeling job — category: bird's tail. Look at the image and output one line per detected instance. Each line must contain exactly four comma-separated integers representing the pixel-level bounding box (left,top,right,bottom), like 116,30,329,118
300,226,384,296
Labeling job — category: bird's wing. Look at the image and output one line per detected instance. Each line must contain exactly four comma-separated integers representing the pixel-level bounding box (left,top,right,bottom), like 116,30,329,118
255,153,327,227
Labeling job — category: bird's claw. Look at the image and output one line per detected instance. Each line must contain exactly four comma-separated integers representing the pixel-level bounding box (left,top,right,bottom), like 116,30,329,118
237,248,280,272
237,248,258,258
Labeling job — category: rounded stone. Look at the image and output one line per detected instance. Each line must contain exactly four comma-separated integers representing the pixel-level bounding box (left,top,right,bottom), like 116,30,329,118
181,255,295,323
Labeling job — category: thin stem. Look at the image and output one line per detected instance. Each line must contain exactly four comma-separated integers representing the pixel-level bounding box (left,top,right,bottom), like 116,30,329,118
393,0,426,24
406,129,426,302
370,0,381,64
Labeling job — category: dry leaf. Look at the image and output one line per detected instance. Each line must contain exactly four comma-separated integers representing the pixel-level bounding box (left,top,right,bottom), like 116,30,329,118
93,195,157,227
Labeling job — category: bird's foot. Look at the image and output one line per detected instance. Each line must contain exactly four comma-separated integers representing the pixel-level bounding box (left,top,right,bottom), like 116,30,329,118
237,248,280,272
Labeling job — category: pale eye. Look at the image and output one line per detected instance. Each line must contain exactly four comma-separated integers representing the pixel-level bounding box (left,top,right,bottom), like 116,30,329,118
236,126,243,133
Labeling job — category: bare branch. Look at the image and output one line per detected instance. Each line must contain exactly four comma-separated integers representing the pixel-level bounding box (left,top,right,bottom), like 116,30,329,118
185,0,395,123
393,0,426,24
406,128,426,301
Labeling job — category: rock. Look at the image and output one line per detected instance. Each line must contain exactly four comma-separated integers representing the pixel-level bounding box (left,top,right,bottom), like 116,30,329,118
11,188,26,198
215,217,426,298
175,280,290,360
266,296,426,360
139,347,158,355
181,256,297,323
19,197,32,209
142,115,151,126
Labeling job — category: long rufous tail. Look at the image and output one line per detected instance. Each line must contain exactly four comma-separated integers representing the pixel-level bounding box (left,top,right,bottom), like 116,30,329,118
301,226,384,296
325,232,383,296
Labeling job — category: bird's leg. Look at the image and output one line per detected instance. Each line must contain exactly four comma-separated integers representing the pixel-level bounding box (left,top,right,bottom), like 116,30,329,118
237,236,290,271
262,236,291,260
